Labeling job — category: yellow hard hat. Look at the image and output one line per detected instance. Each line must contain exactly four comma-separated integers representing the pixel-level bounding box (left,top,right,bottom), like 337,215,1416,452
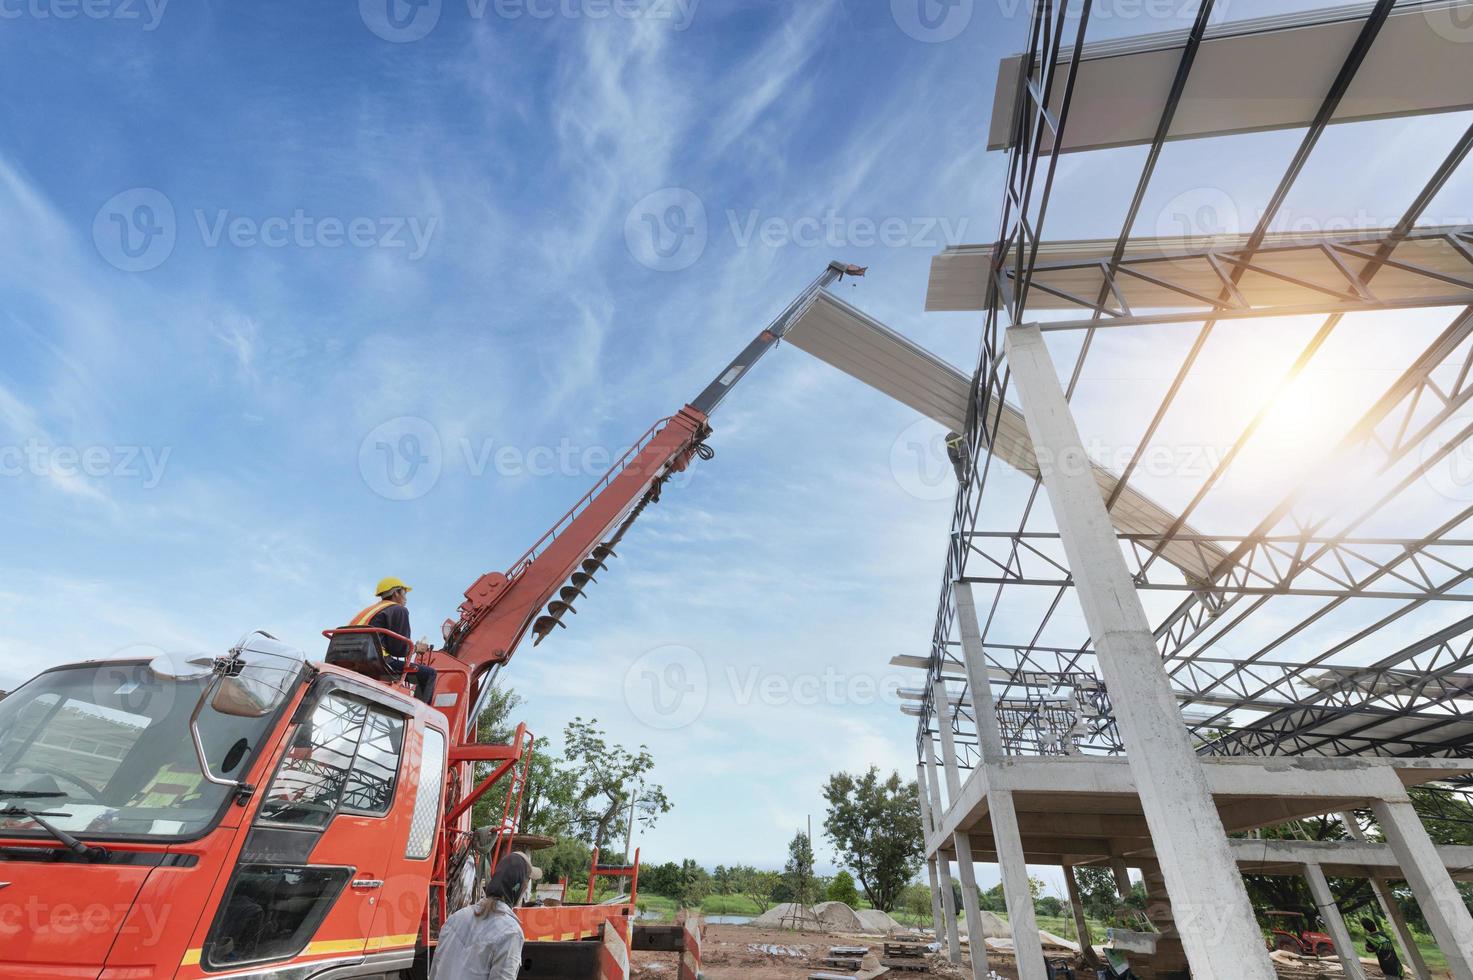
375,576,412,597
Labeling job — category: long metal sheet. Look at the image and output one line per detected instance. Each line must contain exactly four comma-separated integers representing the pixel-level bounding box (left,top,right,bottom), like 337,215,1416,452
928,226,1473,313
786,290,1230,579
989,0,1473,154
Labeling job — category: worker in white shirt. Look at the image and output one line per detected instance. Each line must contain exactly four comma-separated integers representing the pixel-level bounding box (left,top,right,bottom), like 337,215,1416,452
429,851,541,980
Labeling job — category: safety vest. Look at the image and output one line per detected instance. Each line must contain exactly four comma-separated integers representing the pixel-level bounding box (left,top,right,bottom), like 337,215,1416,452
350,600,396,627
348,600,404,663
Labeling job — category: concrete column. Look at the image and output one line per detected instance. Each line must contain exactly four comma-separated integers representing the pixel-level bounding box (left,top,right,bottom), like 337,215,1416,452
1110,858,1133,900
916,763,948,944
1371,799,1473,980
925,859,947,944
923,737,947,836
1063,864,1101,969
991,789,1049,980
936,851,962,964
954,581,1046,980
954,583,1007,761
1139,864,1188,977
923,739,962,962
933,678,963,802
953,832,992,980
1341,811,1431,980
1302,863,1367,980
1005,323,1275,980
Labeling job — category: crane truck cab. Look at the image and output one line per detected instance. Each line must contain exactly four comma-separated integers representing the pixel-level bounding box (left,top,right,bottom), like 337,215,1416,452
0,632,451,979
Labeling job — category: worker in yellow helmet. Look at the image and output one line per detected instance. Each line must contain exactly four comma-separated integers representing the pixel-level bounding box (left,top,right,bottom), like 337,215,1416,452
349,577,437,704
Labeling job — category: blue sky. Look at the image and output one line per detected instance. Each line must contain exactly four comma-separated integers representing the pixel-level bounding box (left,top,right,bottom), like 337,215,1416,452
3,0,1473,894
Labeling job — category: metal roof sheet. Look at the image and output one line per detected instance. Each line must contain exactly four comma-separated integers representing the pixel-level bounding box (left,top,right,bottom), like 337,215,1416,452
926,226,1473,313
786,290,1230,579
988,0,1473,154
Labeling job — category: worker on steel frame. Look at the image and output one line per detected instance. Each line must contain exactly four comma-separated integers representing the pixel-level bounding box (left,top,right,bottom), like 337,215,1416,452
349,576,437,704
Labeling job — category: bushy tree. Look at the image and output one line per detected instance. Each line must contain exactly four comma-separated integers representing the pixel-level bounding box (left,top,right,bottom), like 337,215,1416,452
539,837,593,890
783,831,816,906
731,865,780,914
642,861,683,898
902,882,934,920
471,692,673,853
675,859,711,906
1072,866,1122,922
563,718,672,852
822,768,924,912
827,870,861,906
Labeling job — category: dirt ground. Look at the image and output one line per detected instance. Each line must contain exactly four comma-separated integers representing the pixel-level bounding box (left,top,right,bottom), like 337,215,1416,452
629,923,1412,979
629,924,1023,979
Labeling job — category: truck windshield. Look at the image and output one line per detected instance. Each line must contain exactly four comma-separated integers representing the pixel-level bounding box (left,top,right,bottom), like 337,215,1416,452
0,659,295,840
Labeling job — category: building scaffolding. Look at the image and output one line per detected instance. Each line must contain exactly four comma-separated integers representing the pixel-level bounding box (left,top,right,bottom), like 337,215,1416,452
797,1,1473,977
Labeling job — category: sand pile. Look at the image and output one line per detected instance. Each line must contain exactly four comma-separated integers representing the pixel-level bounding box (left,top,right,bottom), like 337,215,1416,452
956,911,1012,939
853,907,904,934
750,903,823,930
812,901,865,932
749,901,908,935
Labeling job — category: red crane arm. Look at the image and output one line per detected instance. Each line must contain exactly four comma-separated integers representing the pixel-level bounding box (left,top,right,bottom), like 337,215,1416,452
445,404,710,672
437,261,866,721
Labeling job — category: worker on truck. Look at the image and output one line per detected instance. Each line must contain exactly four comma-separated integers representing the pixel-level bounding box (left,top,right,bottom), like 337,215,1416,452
350,576,437,703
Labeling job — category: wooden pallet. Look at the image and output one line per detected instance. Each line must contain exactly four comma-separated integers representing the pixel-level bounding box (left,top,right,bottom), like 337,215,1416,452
824,957,863,971
880,957,930,972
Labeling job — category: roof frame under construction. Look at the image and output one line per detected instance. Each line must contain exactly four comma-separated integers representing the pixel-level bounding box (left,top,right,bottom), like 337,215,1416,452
782,2,1473,977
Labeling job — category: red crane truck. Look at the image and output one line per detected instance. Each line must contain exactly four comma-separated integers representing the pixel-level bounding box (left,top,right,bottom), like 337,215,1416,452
0,262,865,980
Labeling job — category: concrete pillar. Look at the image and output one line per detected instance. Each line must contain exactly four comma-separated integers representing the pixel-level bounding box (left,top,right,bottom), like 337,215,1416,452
1110,858,1133,900
1302,863,1367,980
953,581,1046,980
1139,864,1188,977
925,859,947,943
1063,864,1101,969
924,739,962,962
1341,811,1432,980
953,832,991,980
954,583,1008,761
991,789,1049,980
937,851,962,964
1005,323,1276,980
916,763,948,944
1372,799,1473,980
933,677,963,802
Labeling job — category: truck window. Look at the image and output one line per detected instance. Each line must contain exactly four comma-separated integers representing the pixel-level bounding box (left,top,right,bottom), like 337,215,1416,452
405,726,445,860
204,864,353,969
258,691,404,827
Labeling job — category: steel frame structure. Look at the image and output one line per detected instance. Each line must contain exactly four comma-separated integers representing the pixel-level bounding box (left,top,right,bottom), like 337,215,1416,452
919,0,1473,773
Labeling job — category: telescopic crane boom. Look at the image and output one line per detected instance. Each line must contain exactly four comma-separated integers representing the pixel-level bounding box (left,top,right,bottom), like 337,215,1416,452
435,262,866,729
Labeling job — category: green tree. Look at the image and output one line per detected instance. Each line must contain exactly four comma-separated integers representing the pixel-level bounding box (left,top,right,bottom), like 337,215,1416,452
902,882,934,920
675,859,711,906
822,768,924,912
784,831,816,906
563,718,672,851
1072,866,1122,922
732,865,781,914
642,861,683,898
827,870,862,906
539,837,593,890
